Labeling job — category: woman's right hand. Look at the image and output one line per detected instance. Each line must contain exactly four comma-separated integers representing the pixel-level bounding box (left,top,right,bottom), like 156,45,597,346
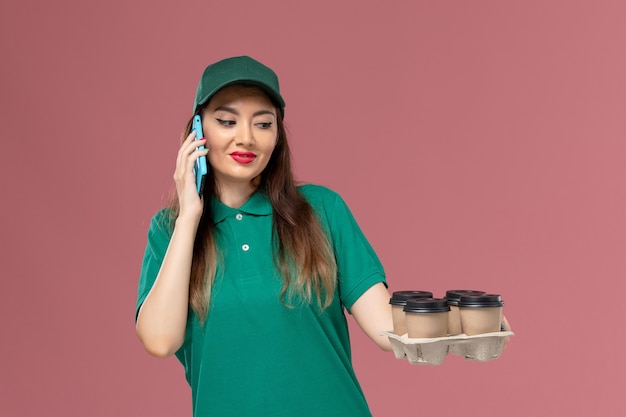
174,131,209,220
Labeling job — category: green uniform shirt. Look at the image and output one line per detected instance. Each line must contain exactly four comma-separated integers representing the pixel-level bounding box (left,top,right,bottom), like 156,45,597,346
137,184,386,417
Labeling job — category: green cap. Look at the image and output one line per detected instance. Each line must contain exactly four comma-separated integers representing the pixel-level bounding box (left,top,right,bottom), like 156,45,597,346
193,56,285,118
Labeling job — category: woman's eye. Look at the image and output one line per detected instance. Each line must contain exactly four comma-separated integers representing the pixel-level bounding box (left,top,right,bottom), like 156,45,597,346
256,122,273,129
216,118,235,126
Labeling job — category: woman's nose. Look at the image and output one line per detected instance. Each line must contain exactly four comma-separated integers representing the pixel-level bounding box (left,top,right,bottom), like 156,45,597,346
236,124,255,146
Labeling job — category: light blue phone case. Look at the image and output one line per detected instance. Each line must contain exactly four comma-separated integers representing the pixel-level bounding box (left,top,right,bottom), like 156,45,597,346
192,115,208,195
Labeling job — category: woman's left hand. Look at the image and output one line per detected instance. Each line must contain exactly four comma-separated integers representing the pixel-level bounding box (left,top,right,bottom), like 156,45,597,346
501,314,512,349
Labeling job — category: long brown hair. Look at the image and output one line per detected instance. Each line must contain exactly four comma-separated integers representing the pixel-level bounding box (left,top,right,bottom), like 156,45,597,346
169,91,337,322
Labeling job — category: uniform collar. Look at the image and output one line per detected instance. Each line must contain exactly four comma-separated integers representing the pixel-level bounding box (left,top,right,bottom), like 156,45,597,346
210,191,273,224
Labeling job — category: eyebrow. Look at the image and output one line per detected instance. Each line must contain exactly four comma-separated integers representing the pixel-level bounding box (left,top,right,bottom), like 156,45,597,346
214,106,276,118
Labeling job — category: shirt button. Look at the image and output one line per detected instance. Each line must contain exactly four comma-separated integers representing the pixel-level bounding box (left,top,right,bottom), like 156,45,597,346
236,213,243,220
242,244,250,251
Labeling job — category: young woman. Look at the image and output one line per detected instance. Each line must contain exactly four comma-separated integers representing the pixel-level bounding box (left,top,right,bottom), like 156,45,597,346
135,56,394,417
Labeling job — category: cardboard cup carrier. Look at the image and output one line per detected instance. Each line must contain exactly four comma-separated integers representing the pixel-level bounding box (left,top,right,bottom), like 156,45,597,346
383,291,513,365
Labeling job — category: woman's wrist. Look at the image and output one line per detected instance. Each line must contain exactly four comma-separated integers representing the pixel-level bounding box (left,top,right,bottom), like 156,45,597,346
175,211,202,230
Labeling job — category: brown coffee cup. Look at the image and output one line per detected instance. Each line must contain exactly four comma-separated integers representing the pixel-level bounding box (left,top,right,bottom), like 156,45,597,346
389,291,433,335
458,294,504,336
403,298,450,338
444,290,486,335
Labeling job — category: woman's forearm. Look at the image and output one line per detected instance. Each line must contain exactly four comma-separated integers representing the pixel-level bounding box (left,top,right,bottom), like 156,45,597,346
351,283,394,351
136,215,199,357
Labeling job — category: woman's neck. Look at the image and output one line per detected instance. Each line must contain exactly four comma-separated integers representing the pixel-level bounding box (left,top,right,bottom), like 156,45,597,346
215,180,258,208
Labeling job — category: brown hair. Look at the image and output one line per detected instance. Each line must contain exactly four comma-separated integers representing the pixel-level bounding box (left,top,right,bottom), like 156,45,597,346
168,92,337,322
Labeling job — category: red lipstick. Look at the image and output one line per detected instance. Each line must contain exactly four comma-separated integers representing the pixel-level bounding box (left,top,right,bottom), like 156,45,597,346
230,151,256,164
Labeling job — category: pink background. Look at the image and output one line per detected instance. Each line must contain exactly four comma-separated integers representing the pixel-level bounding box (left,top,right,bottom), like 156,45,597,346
1,1,625,416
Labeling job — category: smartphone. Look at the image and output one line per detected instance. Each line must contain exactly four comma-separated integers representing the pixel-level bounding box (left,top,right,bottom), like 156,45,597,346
191,115,208,195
